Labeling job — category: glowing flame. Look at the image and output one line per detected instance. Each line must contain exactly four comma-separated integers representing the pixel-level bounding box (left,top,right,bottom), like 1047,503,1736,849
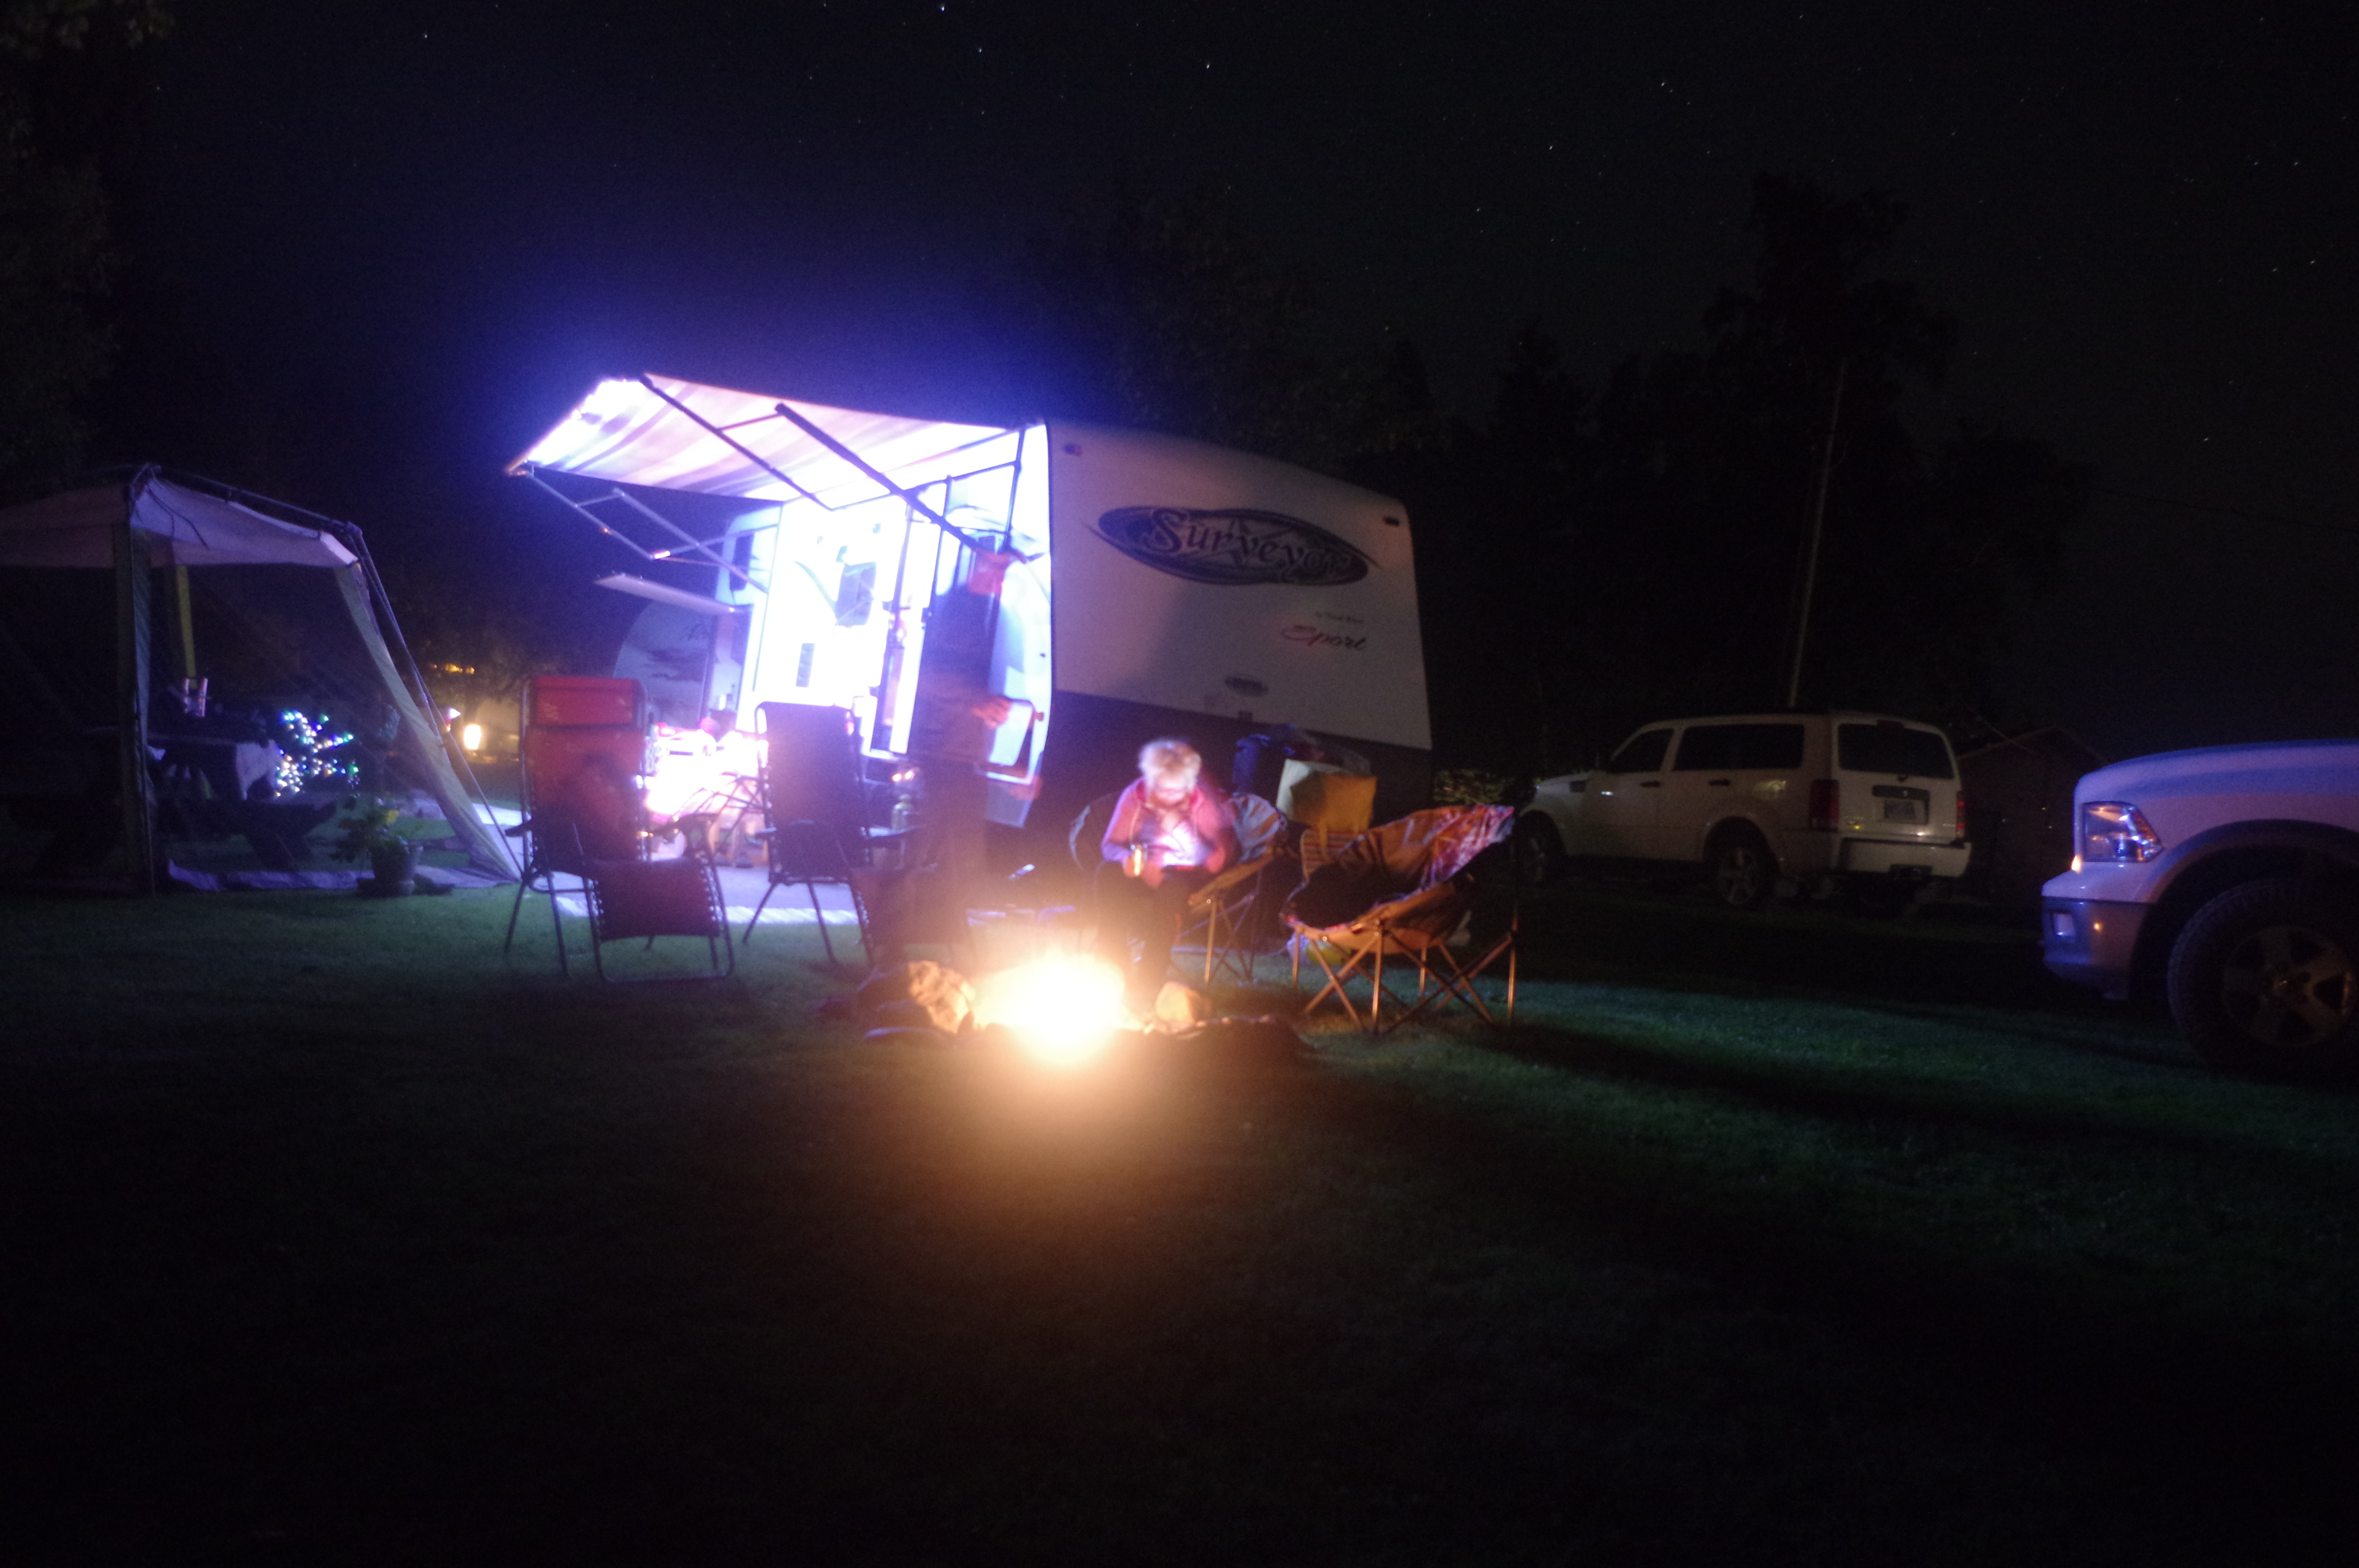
461,722,484,753
972,954,1127,1069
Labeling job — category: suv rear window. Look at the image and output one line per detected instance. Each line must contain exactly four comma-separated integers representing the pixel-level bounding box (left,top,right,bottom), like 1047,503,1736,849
1674,723,1805,771
1837,724,1955,779
1605,728,1673,774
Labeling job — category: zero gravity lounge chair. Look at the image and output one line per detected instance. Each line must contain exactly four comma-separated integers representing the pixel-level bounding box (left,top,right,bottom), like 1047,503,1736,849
742,702,879,965
503,675,733,981
1283,805,1518,1033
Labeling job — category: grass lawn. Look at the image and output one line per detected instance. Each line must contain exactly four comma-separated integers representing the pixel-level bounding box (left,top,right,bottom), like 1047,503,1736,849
5,880,2357,1564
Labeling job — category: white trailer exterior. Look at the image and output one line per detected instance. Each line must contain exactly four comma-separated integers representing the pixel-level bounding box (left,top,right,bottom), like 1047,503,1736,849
511,375,1431,830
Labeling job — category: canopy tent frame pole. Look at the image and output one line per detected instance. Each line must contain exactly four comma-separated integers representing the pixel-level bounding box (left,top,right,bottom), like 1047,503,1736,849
194,471,520,880
113,475,158,893
327,523,521,879
233,477,522,876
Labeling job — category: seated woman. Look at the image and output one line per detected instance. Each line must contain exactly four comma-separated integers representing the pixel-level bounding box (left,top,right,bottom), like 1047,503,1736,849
1096,738,1239,993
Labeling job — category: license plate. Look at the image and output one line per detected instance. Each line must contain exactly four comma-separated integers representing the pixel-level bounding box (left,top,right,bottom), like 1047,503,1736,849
1881,799,1925,823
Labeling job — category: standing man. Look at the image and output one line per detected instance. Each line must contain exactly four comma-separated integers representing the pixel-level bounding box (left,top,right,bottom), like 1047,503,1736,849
895,540,1020,954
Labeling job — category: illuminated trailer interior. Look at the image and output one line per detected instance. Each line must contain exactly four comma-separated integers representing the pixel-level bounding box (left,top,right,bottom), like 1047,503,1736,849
512,374,1431,830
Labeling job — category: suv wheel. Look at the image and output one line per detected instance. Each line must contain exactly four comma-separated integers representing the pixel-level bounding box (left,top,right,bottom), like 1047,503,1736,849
2167,878,2359,1076
1708,832,1775,912
1514,815,1567,887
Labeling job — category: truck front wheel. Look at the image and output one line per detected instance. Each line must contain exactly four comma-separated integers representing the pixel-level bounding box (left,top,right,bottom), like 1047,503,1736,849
1513,815,1567,887
2167,878,2359,1076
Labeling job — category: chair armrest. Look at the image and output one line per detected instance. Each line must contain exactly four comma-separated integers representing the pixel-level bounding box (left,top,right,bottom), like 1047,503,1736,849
1358,880,1463,930
1186,848,1282,908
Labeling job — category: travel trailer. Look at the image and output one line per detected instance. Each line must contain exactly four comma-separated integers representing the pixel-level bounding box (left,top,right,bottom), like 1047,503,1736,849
511,375,1432,837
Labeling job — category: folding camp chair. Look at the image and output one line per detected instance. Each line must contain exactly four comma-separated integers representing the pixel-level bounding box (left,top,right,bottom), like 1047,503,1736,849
1177,792,1299,985
500,676,735,981
580,848,735,981
742,702,879,964
503,676,651,976
1284,805,1519,1033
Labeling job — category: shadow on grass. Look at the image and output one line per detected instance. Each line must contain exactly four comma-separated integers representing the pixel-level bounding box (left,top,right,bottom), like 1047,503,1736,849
1466,1009,2356,1180
1280,1031,2359,1562
1514,881,2080,1008
10,889,2357,1564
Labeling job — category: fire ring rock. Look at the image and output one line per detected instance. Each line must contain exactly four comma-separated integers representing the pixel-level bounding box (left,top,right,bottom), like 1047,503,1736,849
857,959,975,1034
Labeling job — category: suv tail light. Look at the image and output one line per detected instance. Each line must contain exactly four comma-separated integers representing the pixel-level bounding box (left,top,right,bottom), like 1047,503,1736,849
1809,778,1839,831
1955,789,1968,842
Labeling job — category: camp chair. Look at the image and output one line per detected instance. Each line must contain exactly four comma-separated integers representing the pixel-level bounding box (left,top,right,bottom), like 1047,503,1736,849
503,675,652,975
502,676,735,982
580,849,736,982
1177,791,1299,984
1068,790,1122,880
1277,760,1376,879
743,702,878,964
1284,805,1519,1033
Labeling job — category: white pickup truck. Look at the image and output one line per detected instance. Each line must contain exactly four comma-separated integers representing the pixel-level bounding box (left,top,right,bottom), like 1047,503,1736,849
2041,740,2359,1074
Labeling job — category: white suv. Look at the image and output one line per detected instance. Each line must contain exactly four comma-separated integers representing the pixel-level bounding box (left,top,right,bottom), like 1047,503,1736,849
1516,711,1971,909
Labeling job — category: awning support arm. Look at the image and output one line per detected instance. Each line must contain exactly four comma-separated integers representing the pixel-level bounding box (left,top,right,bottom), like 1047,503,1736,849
599,485,765,593
769,401,996,555
636,375,836,512
518,467,764,593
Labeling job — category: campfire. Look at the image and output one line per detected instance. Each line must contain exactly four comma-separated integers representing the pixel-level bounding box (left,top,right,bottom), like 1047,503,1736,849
851,953,1301,1071
970,954,1129,1069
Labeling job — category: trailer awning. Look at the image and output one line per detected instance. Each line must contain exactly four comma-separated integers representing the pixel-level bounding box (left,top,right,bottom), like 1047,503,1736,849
509,374,1018,507
593,573,740,615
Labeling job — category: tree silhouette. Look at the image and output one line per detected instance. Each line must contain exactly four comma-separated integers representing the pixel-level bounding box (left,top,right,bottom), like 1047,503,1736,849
0,0,169,490
1382,174,2086,774
1001,183,1435,470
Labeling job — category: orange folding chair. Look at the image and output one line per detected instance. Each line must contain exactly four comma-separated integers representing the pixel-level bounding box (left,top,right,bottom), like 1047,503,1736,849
1284,806,1519,1032
1178,791,1299,985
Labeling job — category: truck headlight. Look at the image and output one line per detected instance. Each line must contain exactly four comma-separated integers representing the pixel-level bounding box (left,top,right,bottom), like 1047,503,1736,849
2079,801,2161,863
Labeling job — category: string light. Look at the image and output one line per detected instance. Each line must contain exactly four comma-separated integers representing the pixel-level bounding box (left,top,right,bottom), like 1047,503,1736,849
276,710,360,793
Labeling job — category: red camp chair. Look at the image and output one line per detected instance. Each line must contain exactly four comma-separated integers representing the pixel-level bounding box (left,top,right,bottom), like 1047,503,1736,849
503,676,732,980
1284,805,1518,1032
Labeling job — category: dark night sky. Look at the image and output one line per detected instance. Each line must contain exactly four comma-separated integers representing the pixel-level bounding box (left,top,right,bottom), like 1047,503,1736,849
105,0,2359,763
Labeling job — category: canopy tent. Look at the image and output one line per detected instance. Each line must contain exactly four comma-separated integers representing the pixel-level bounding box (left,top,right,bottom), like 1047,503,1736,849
0,469,518,890
0,479,362,569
